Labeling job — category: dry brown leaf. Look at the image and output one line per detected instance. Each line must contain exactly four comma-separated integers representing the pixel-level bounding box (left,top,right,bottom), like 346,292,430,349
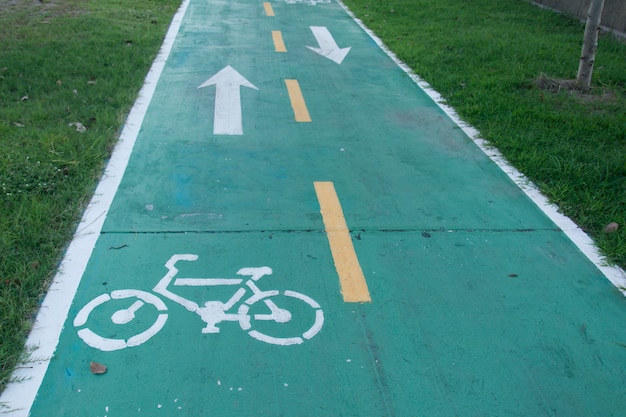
603,222,619,233
90,361,107,374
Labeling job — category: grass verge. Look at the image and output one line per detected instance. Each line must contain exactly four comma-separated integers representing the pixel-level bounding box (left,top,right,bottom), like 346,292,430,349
0,0,180,393
342,0,626,267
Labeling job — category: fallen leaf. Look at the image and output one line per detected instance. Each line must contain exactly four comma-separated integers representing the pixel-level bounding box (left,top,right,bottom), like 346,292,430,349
68,122,86,133
56,79,62,86
603,222,619,233
90,361,107,374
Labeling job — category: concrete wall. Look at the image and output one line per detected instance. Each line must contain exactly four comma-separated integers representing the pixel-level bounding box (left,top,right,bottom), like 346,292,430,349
533,0,626,34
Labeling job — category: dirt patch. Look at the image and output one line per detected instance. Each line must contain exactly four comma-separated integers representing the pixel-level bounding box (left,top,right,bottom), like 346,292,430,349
536,73,617,104
0,0,87,28
0,0,59,20
536,74,578,92
0,0,57,9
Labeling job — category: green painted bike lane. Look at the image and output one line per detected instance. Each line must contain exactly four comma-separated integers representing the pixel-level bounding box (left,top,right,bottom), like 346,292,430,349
16,0,626,415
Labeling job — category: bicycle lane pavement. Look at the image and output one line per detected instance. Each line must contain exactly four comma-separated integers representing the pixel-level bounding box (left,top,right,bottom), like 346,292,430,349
12,0,626,415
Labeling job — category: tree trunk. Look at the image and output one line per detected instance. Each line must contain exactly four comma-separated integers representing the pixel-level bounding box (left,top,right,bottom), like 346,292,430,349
576,0,605,91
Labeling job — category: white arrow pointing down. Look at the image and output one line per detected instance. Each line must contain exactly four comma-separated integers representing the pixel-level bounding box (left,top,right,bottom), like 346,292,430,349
198,65,258,136
306,26,351,64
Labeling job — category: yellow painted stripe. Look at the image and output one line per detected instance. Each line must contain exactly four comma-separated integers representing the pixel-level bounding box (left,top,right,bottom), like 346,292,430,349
263,2,275,16
272,30,287,52
285,79,312,122
314,182,371,303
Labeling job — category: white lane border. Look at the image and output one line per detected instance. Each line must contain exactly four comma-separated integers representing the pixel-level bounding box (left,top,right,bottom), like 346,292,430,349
0,0,191,414
335,0,626,292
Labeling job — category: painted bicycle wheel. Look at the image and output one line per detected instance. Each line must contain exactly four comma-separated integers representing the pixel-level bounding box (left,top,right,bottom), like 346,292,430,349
237,290,324,345
73,290,168,351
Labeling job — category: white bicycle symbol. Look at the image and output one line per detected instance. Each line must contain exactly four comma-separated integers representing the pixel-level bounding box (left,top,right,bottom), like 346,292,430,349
73,254,324,351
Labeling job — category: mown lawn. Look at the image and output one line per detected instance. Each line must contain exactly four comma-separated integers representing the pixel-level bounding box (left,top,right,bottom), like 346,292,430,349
0,0,180,393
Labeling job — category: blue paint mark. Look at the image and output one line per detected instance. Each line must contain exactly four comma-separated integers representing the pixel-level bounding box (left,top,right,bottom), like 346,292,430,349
169,51,191,68
171,171,193,208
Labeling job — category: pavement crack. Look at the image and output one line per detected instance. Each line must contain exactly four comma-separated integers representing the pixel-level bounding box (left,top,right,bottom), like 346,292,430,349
100,227,562,235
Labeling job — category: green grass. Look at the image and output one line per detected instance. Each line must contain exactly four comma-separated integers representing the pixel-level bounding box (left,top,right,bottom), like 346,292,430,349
342,0,626,265
0,0,180,393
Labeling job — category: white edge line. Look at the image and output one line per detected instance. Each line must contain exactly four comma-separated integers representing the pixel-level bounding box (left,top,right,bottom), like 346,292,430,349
0,0,191,414
334,0,626,293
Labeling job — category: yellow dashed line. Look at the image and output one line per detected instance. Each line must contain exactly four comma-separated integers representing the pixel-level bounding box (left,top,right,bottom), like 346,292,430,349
263,2,275,16
314,181,371,303
285,80,312,122
272,30,287,52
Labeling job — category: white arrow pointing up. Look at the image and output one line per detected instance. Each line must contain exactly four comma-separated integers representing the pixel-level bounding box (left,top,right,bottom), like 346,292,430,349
306,26,351,65
197,65,258,136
